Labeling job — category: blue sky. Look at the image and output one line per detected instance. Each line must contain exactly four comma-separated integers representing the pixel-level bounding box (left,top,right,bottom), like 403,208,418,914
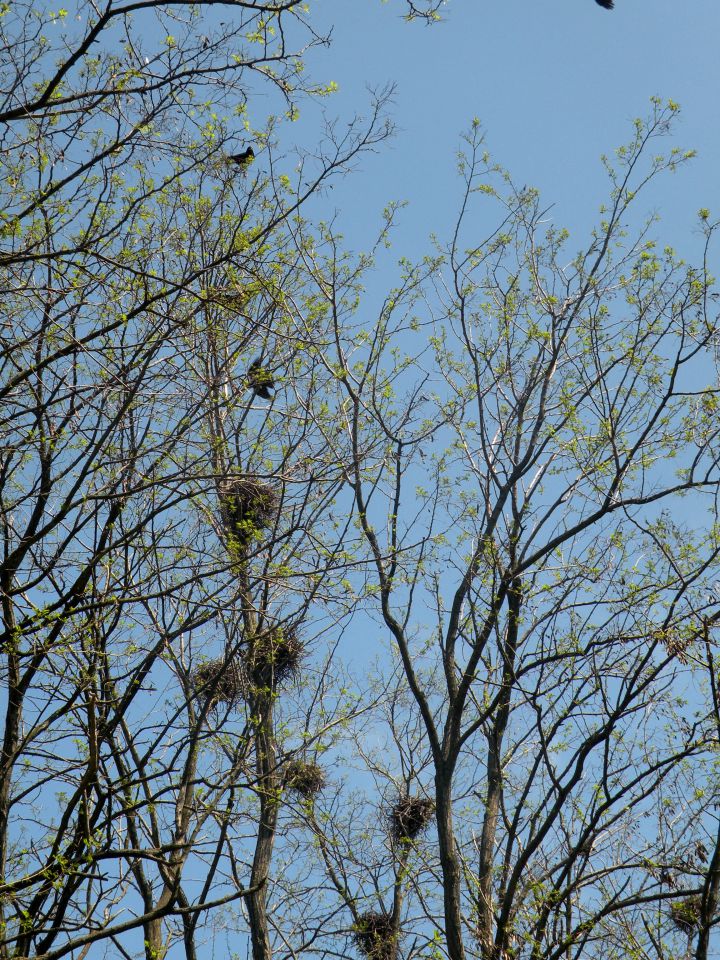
260,0,720,681
294,0,720,265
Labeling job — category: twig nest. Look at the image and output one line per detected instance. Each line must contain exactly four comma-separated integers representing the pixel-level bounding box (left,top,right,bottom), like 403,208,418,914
353,911,397,960
670,896,702,934
246,627,304,688
390,795,435,842
283,759,326,797
202,285,248,309
218,477,279,547
191,655,245,709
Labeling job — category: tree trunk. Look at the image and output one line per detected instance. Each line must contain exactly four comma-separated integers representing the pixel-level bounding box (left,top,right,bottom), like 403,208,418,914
435,767,465,960
476,578,520,959
247,689,279,960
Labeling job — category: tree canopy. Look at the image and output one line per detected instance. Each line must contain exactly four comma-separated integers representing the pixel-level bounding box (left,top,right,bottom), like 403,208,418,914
2,4,720,960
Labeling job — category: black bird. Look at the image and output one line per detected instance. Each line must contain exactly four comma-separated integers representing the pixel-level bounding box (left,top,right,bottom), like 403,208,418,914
247,359,274,400
595,0,613,8
229,146,255,167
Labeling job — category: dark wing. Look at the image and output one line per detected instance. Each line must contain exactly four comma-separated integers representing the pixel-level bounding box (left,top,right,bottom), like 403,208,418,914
247,359,274,398
595,0,614,8
229,146,255,165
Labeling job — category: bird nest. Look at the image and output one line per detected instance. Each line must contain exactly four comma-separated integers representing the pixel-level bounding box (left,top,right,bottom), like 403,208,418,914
390,795,435,842
670,896,702,934
191,655,246,709
202,285,247,310
352,912,397,960
218,477,279,547
283,759,327,798
246,627,304,688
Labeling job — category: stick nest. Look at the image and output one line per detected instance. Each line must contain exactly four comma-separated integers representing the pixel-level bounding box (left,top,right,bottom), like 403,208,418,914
390,795,435,842
202,285,248,310
246,627,304,688
218,477,280,547
670,896,702,934
283,759,327,797
353,912,397,960
191,655,246,709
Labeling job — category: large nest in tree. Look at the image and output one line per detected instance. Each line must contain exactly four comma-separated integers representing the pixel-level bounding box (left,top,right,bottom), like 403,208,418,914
218,477,280,547
670,896,702,934
353,912,397,960
246,627,304,688
390,795,435,842
202,285,248,310
283,759,327,798
191,655,246,709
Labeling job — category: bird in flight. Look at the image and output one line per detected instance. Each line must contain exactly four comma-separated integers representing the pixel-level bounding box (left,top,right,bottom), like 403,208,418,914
247,359,275,400
229,146,255,167
595,0,613,8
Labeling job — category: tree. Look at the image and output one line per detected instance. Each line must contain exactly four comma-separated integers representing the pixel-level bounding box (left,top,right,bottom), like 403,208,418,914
299,102,720,960
0,146,372,959
3,1,720,957
0,2,393,959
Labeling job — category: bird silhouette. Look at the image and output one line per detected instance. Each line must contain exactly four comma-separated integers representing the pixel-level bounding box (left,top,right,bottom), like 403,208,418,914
595,0,613,8
247,359,274,400
229,146,255,167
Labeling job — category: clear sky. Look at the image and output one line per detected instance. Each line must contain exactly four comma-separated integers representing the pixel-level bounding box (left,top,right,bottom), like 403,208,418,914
291,0,720,268
245,0,720,678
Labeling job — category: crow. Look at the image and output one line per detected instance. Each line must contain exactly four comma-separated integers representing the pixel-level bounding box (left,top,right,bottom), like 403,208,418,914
595,0,614,8
247,359,274,400
229,146,255,167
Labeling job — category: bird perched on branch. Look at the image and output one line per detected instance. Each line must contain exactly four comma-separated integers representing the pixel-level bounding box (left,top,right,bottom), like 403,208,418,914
247,359,275,400
229,146,255,168
595,0,613,8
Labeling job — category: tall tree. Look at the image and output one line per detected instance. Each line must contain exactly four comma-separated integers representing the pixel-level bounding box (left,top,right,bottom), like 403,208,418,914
304,103,720,960
4,1,720,957
0,2,392,958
